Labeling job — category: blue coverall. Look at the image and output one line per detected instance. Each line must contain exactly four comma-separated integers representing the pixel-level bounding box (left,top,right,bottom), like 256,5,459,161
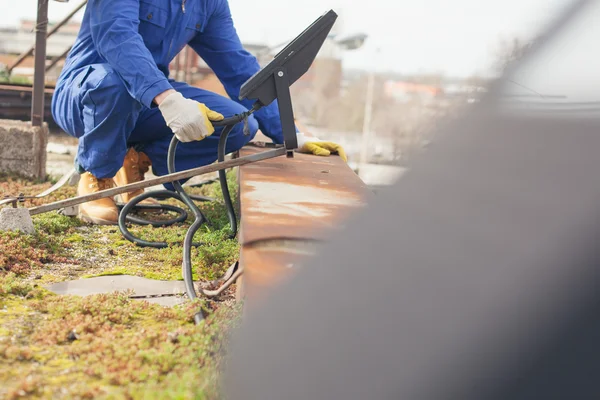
51,0,284,183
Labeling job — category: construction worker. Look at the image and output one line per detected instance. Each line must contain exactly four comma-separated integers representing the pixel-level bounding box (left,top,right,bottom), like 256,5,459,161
51,0,347,225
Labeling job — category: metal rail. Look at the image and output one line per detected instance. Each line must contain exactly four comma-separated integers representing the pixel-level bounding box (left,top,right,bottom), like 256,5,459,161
0,168,76,208
0,84,54,121
46,45,73,72
27,147,286,216
7,0,88,74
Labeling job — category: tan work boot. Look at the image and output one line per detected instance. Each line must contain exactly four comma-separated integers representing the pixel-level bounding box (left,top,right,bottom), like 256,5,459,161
113,148,158,205
78,172,119,225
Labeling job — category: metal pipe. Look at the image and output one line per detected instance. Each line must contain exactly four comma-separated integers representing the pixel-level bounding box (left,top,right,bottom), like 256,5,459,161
31,0,49,127
46,45,72,72
29,147,287,215
7,0,87,74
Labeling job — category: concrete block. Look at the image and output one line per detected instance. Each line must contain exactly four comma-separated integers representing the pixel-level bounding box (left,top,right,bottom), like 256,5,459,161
0,119,48,179
0,208,35,235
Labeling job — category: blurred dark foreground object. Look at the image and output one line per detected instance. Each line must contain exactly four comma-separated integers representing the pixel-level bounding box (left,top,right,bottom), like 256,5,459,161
225,1,600,398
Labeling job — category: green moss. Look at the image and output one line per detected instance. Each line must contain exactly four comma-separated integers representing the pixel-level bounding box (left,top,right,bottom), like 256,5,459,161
65,233,86,243
0,174,77,211
0,171,243,398
0,230,75,276
0,171,240,284
69,173,241,282
0,273,35,298
33,212,83,235
0,70,31,85
0,292,239,399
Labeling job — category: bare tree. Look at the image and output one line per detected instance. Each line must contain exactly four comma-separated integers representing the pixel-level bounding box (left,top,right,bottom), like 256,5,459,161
494,37,532,74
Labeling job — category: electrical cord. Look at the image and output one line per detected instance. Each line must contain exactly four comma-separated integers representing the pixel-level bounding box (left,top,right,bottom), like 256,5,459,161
118,108,259,324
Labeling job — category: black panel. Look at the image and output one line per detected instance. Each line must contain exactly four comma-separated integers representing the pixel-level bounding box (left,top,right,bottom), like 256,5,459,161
239,10,338,105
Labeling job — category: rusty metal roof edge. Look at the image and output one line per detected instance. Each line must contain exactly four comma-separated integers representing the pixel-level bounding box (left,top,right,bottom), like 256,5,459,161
242,236,323,248
238,146,373,304
238,146,372,246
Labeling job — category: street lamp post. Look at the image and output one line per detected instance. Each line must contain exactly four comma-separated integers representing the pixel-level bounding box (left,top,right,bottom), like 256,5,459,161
359,70,375,172
358,47,380,176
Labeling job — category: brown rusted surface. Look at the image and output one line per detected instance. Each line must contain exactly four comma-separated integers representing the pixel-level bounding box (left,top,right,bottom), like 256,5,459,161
240,246,299,307
238,145,373,306
239,146,372,245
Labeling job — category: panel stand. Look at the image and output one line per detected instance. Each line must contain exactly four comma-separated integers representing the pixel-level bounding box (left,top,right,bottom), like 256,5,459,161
274,68,298,158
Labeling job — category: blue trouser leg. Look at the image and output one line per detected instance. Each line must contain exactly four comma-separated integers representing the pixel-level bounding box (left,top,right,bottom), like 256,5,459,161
129,81,259,189
51,63,144,179
52,67,258,185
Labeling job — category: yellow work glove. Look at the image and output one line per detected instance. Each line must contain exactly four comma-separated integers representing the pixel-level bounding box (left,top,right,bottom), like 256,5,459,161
198,103,225,136
296,132,348,162
159,92,224,142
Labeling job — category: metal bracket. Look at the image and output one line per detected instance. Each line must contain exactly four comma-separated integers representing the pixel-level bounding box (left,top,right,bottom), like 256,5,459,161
274,68,298,158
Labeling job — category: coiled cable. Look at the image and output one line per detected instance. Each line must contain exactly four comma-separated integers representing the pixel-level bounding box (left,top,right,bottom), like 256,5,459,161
118,108,258,324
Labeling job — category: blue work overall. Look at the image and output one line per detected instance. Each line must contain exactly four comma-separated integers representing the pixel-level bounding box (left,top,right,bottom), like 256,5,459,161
51,0,284,187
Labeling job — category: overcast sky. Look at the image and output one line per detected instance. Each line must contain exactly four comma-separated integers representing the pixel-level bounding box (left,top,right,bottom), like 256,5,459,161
0,0,574,77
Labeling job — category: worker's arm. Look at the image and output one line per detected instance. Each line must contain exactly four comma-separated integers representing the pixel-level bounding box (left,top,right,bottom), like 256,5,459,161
88,0,173,108
189,0,285,143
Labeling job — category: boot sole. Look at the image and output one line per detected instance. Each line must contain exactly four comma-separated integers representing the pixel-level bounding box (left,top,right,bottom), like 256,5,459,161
78,212,118,226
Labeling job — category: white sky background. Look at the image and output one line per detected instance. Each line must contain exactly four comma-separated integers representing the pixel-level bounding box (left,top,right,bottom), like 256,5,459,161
0,0,574,77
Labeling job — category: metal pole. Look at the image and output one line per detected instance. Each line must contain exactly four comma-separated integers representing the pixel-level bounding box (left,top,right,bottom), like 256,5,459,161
31,0,49,127
28,147,287,215
358,71,375,171
7,0,87,75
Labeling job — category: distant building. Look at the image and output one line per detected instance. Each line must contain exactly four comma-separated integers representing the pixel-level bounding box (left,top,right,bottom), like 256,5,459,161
0,20,78,80
0,20,277,88
0,18,344,100
384,81,443,103
442,83,487,99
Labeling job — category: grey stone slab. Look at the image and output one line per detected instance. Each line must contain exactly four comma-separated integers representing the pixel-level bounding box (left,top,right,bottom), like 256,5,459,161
0,208,35,234
139,296,187,307
47,276,187,298
0,119,48,179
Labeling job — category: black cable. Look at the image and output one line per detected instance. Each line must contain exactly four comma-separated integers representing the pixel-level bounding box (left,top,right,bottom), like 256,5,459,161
167,136,210,324
118,190,191,249
173,124,237,324
218,125,237,238
118,106,258,324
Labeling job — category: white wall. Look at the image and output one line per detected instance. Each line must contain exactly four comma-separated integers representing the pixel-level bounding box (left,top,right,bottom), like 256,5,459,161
0,29,74,57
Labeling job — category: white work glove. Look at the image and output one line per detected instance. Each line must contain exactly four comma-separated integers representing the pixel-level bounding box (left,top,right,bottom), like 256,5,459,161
158,92,224,142
295,132,347,162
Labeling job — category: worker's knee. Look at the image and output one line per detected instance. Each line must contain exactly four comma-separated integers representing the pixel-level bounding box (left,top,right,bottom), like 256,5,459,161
78,63,142,135
52,63,135,137
247,115,259,138
82,64,130,103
